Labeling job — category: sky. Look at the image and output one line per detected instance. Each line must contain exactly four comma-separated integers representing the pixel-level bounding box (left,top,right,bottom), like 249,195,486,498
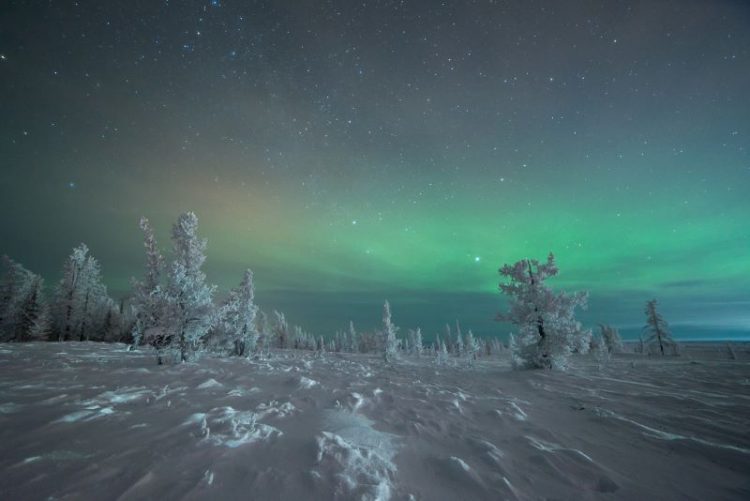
1,0,748,341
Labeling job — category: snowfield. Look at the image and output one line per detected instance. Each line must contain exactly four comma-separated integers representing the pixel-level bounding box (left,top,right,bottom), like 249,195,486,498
1,343,749,500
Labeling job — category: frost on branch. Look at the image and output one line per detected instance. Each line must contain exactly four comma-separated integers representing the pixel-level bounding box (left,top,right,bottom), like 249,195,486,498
497,253,591,370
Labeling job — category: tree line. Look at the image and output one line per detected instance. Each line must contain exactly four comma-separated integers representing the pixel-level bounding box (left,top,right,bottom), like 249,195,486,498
0,212,679,369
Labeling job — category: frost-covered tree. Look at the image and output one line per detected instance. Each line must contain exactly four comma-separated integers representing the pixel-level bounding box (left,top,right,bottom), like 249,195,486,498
347,321,359,353
52,244,112,342
219,269,258,357
408,327,424,357
436,339,449,365
130,217,166,347
154,212,216,363
643,299,678,356
464,329,480,361
497,253,591,370
273,310,289,349
382,300,399,362
454,321,464,357
1,256,32,335
598,324,623,354
0,257,50,342
1,257,43,341
256,310,272,357
443,324,452,354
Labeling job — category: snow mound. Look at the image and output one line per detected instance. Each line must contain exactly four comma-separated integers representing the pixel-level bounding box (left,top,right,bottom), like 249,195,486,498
299,376,319,389
85,387,151,405
255,400,297,419
197,378,224,389
55,406,115,423
184,406,282,448
315,410,398,501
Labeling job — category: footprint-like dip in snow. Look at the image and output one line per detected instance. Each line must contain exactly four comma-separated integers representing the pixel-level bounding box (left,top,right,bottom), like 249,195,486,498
183,406,282,448
314,409,399,500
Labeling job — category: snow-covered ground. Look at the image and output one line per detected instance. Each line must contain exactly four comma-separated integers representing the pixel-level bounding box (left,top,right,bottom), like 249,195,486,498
1,343,749,500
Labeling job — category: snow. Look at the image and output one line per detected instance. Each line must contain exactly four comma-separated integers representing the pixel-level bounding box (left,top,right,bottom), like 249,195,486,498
0,341,749,500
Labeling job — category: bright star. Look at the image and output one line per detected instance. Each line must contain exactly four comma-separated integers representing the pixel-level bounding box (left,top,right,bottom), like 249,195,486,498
474,256,481,262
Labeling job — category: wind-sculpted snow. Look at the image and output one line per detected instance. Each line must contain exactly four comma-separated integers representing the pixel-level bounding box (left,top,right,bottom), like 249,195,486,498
0,342,749,500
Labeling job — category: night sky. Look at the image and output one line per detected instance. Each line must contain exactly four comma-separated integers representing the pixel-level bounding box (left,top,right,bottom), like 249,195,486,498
1,1,749,340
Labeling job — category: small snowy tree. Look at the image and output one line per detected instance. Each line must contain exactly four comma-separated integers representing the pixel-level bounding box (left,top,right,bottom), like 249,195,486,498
347,321,358,353
273,310,289,349
643,299,678,356
464,329,480,362
409,327,424,357
130,217,166,347
156,212,216,363
598,324,623,354
454,320,464,356
436,339,449,365
497,253,590,370
219,269,259,357
382,300,399,362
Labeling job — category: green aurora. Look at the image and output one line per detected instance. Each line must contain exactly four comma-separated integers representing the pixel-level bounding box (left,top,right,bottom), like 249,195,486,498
1,1,748,340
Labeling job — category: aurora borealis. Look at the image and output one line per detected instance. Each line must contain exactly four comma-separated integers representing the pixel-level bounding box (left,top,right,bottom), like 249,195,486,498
1,1,748,340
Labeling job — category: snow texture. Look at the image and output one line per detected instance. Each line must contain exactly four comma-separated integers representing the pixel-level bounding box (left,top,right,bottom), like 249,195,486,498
0,342,749,500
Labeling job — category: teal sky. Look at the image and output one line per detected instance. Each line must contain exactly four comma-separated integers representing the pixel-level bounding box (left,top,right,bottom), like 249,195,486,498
1,1,748,340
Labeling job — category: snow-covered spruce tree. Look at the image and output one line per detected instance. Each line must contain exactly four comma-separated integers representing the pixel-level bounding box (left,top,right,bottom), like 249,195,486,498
465,329,479,362
497,253,591,370
1,256,32,339
436,339,449,365
130,217,166,347
408,327,424,357
643,299,678,356
443,324,452,354
52,244,112,342
598,324,623,354
219,269,259,357
158,212,216,363
382,300,399,362
273,310,289,349
347,321,359,353
0,257,47,341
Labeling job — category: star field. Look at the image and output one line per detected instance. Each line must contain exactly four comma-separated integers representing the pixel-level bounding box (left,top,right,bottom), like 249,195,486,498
1,1,748,339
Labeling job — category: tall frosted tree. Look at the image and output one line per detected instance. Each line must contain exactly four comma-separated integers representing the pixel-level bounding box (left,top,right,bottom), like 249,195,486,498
158,212,216,363
130,217,166,347
643,299,678,356
52,244,111,342
382,300,399,362
497,253,590,370
219,269,258,357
